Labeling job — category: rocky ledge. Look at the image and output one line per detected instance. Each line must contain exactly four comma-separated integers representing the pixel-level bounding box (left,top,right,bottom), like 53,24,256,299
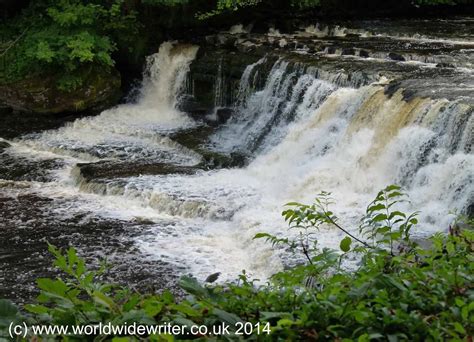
0,67,121,115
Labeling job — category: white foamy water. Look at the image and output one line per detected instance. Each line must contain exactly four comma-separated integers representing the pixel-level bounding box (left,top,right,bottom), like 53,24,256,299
18,42,201,165
4,40,473,283
299,21,474,46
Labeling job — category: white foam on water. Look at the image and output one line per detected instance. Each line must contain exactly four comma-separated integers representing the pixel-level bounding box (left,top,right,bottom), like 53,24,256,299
4,40,473,283
84,81,472,282
15,42,201,165
299,22,474,46
229,24,252,35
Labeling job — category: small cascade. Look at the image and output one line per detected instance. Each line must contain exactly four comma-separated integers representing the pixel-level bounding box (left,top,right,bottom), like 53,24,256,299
235,57,267,106
209,58,370,155
214,58,226,108
18,42,201,164
299,19,474,45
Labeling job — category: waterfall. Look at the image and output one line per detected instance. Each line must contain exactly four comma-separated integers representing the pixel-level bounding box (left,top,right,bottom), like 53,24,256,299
80,54,471,282
214,58,226,108
4,38,473,284
141,42,200,118
209,60,337,154
18,42,201,164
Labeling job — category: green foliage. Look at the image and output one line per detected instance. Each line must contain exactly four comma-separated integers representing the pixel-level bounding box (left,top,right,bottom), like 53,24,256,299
195,0,464,19
196,0,323,19
2,0,137,91
1,186,472,340
142,0,191,5
360,185,419,254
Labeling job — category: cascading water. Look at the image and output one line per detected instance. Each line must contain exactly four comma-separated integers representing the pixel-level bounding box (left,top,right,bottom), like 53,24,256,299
1,27,473,290
16,42,201,165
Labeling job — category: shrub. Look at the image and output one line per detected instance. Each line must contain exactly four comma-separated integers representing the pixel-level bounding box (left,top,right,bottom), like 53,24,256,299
1,0,138,91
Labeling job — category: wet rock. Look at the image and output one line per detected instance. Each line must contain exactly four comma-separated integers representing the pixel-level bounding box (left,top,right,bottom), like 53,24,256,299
205,35,219,45
236,41,258,53
78,161,201,181
188,109,209,121
341,48,355,56
0,105,12,115
0,141,11,150
179,97,209,119
384,81,402,98
0,67,121,115
216,108,233,124
359,49,370,58
388,52,406,62
0,151,64,182
436,62,455,69
229,152,248,168
0,110,88,140
401,88,417,102
467,203,474,219
216,34,238,49
188,49,263,113
200,151,236,168
171,126,216,151
205,272,221,283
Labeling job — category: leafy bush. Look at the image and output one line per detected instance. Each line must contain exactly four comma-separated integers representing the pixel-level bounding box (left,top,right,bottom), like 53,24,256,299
0,186,472,340
2,0,138,91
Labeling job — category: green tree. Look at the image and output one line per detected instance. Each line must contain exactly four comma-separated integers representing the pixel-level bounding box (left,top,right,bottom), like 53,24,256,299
2,0,138,90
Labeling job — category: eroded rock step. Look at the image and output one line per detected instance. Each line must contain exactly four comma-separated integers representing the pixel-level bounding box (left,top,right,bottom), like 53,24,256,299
189,30,474,118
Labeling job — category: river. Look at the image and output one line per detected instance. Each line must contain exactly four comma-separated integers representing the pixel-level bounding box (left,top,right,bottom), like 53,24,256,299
0,19,472,302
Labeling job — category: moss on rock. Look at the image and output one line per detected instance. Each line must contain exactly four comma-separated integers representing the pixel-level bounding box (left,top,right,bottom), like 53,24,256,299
0,67,121,115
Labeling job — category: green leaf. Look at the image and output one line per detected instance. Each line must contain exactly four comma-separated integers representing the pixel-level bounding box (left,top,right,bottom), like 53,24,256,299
453,322,466,334
213,308,242,325
24,304,49,314
172,303,200,317
253,233,272,240
179,276,208,298
0,299,18,318
455,297,465,307
35,41,55,62
277,318,295,327
93,291,116,311
143,299,163,317
172,317,197,329
385,185,401,192
389,211,406,219
340,236,352,252
37,278,69,296
372,213,388,222
367,203,385,213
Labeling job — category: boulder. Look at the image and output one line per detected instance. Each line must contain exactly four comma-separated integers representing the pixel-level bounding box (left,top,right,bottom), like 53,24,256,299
388,52,406,62
0,67,121,115
0,141,11,150
216,108,233,124
341,48,355,56
359,49,370,58
436,62,455,69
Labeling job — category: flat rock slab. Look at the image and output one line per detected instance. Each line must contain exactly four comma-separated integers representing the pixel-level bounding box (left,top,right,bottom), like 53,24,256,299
78,161,203,181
